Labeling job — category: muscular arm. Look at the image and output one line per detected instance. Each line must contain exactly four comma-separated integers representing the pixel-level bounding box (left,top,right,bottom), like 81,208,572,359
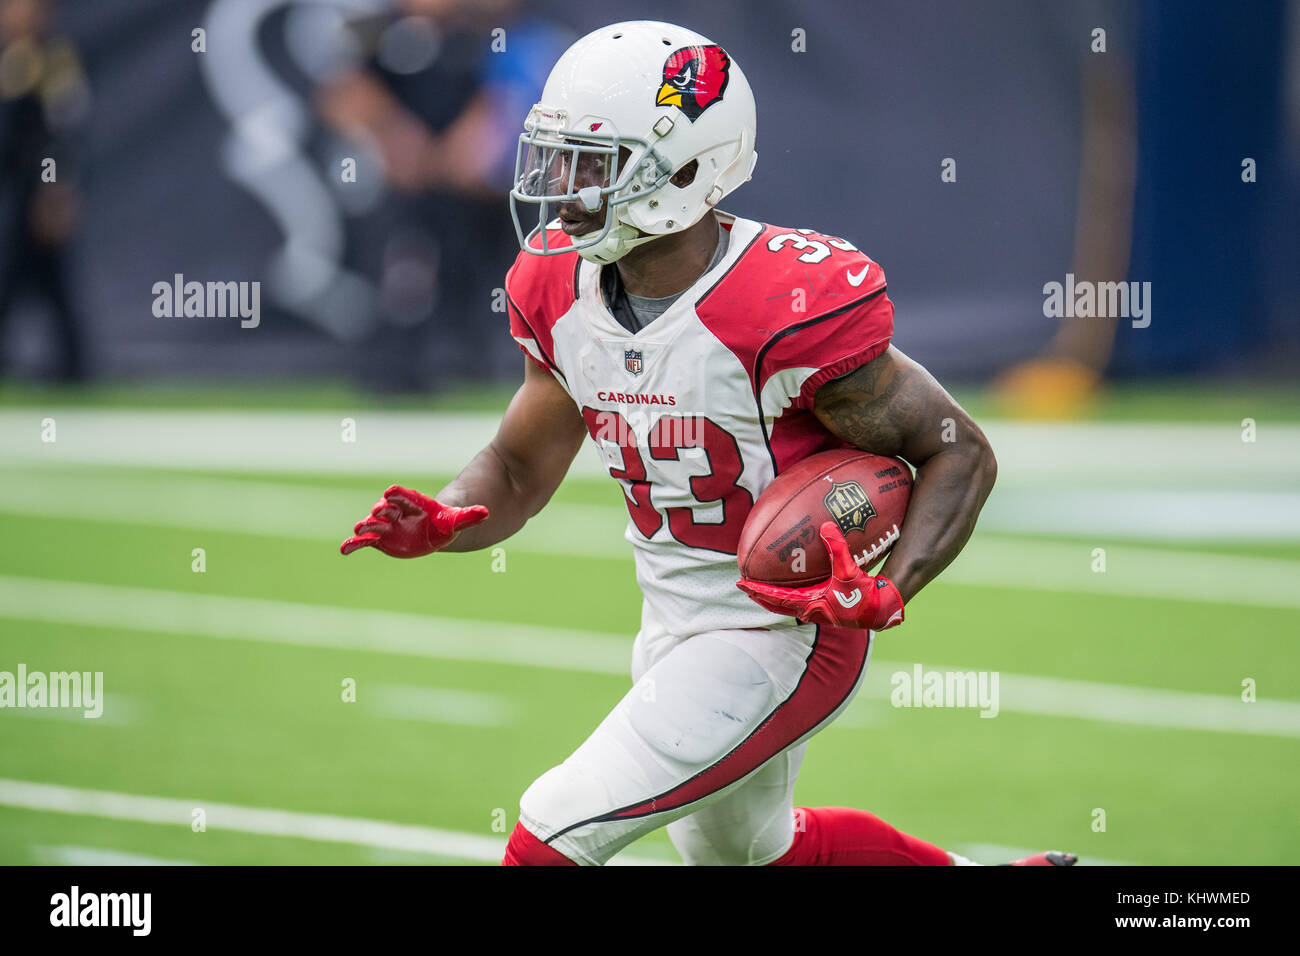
436,359,589,552
812,346,997,602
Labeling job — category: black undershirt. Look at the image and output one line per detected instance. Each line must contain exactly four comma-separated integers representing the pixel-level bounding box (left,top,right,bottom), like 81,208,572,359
600,222,730,334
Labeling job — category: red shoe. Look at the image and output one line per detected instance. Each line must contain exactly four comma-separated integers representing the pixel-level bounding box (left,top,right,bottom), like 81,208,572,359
1002,850,1078,866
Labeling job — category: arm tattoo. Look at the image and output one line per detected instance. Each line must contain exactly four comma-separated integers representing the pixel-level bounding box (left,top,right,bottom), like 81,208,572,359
811,348,939,459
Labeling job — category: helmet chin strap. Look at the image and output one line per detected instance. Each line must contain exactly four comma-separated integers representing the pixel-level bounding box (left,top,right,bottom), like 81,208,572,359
574,220,660,265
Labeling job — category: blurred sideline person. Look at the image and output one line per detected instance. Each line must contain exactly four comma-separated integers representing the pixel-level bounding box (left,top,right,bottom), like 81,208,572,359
0,0,88,381
993,55,1135,417
341,21,1077,867
995,0,1289,415
316,0,572,392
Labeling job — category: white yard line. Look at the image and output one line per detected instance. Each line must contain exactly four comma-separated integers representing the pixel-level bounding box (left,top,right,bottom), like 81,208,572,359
0,467,633,558
1,575,1297,738
4,787,1134,867
1,468,1298,605
4,410,1298,482
0,409,551,477
0,693,141,726
364,684,518,727
945,537,1300,610
978,487,1300,541
0,778,668,866
0,574,632,675
842,666,1300,738
6,464,1300,552
30,844,197,866
4,410,1300,540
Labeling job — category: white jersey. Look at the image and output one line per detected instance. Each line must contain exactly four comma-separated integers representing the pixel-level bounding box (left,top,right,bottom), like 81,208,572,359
505,211,894,637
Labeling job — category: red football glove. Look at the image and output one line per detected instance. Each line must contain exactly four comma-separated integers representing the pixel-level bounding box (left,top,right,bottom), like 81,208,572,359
340,484,489,558
736,521,905,630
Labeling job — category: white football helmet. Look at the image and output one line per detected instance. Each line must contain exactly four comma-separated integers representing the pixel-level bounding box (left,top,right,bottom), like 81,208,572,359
509,20,758,265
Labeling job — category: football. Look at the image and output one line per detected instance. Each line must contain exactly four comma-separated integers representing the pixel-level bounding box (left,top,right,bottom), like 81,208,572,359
737,448,912,586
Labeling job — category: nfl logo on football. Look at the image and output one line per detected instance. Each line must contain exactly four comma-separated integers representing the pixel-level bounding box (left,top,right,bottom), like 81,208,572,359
624,348,644,376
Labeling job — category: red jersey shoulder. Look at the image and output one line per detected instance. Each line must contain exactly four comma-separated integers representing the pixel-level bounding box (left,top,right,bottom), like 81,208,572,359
696,222,892,391
504,229,581,375
699,222,887,337
504,228,581,337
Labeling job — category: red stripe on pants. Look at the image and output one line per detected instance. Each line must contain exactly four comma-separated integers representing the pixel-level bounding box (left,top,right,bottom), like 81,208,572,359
502,821,577,866
598,624,869,823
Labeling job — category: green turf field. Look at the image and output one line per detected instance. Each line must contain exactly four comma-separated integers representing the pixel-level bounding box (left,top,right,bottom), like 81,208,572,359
1,386,1297,865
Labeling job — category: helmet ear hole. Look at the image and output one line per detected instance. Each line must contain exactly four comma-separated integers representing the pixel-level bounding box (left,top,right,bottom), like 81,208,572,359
669,159,699,188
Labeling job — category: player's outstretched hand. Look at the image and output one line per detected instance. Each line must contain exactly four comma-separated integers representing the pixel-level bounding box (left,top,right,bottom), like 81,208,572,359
736,521,905,630
340,484,489,558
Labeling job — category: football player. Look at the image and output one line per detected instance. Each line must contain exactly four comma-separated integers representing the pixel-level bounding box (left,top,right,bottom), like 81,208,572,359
342,20,1075,867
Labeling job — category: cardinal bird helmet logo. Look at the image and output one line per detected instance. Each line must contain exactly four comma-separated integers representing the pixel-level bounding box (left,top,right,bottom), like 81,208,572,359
656,45,731,122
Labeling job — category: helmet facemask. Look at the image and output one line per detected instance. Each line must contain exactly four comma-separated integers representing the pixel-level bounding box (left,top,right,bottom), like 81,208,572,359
509,106,677,262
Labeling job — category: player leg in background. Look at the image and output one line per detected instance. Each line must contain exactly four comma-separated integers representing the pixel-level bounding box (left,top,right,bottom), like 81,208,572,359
664,745,810,866
660,699,1071,865
504,617,961,866
666,743,953,866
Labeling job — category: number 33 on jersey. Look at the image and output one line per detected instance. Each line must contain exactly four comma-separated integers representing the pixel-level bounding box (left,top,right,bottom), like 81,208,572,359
505,212,894,635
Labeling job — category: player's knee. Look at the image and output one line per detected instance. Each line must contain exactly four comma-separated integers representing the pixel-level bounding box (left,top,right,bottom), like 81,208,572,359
668,816,729,865
667,815,785,866
501,821,577,866
518,760,612,842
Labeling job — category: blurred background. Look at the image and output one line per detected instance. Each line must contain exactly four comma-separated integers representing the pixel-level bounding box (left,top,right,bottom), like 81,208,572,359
0,0,1296,394
0,0,1297,866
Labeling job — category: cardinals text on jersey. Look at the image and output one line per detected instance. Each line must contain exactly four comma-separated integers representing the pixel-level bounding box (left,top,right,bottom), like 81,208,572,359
505,212,893,636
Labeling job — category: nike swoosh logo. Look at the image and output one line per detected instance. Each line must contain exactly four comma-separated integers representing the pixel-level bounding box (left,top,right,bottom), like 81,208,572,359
833,588,862,609
846,264,871,286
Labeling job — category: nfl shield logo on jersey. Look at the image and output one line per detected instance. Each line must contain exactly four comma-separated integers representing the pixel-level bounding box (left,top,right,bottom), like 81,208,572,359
823,481,877,535
624,348,644,376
